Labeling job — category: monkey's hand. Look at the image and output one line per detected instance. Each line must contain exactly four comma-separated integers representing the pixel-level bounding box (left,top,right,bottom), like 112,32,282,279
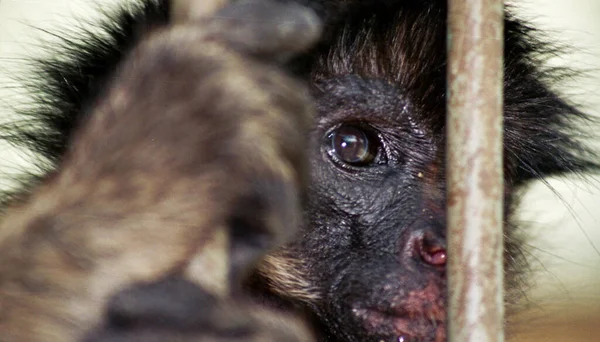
0,1,319,341
84,277,312,342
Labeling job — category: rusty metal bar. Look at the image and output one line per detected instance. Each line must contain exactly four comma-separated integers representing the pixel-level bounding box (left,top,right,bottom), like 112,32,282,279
446,0,505,341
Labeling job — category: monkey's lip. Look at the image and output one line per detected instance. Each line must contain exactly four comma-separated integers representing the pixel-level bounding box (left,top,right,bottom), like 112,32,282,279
353,306,446,340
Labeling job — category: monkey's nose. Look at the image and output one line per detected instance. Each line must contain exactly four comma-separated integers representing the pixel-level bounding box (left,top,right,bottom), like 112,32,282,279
413,231,447,267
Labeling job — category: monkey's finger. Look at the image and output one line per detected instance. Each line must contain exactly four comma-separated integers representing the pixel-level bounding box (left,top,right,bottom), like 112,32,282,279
84,277,314,341
171,0,228,23
209,0,322,62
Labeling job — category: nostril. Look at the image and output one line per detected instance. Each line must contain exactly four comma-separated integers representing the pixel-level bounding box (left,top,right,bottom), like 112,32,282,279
417,233,447,267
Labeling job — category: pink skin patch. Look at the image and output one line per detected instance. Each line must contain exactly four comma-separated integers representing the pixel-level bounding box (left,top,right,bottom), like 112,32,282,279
354,280,447,341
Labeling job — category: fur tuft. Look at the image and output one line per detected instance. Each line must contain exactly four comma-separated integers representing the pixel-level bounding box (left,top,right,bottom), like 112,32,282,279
257,251,321,303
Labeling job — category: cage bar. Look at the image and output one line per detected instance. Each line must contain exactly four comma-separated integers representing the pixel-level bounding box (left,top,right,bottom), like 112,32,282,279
446,0,505,341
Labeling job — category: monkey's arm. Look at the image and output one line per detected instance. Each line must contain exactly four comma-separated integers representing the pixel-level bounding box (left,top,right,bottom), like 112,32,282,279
0,1,319,341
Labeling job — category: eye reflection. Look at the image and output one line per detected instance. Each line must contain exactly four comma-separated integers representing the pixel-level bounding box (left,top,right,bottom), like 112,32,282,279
328,125,379,166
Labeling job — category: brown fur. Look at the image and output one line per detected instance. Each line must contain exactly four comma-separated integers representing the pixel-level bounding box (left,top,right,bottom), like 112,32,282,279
0,13,315,341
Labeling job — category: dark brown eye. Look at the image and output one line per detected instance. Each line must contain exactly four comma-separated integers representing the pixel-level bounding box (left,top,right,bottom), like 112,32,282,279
328,125,379,166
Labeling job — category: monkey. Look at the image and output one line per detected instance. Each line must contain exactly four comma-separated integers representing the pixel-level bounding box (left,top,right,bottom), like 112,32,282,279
0,0,597,341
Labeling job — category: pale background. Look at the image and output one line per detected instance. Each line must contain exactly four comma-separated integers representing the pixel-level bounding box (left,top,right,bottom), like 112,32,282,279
1,0,599,338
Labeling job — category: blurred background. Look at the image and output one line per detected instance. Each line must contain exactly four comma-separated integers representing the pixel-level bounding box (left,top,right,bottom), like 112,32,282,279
1,0,599,340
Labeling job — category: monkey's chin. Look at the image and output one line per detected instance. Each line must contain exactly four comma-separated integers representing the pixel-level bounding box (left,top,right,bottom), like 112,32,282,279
352,307,447,342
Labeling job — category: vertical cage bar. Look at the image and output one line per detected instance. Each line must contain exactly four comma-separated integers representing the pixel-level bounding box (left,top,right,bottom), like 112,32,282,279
446,0,504,341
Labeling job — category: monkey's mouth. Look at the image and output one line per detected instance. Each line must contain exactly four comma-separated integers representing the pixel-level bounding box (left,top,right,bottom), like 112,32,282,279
352,306,446,342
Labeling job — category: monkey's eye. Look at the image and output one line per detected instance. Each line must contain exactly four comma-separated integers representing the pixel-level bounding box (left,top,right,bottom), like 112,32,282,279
327,124,382,166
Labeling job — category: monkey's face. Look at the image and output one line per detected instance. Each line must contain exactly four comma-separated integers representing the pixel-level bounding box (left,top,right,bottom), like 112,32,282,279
287,8,450,340
299,75,447,342
266,2,586,339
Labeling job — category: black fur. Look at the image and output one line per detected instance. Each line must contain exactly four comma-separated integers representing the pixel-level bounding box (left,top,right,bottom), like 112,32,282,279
1,0,597,341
